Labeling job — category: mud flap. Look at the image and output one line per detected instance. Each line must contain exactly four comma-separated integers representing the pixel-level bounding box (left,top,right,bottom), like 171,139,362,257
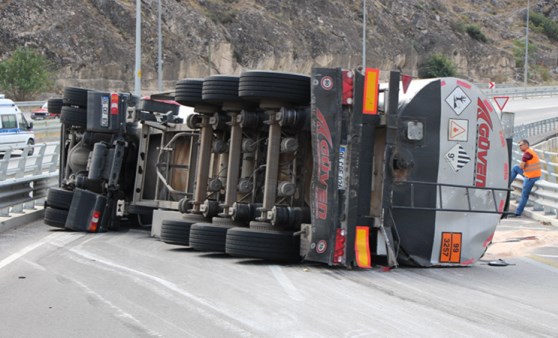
65,188,107,232
303,68,343,264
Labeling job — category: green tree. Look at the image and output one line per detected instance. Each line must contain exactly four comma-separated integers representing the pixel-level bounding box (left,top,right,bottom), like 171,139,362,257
419,54,457,78
0,47,54,100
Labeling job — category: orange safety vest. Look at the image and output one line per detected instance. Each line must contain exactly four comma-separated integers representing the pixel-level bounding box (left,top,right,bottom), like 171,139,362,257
523,148,542,178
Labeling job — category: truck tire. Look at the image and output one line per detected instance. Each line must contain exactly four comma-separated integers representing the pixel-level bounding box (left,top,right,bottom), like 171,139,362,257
60,106,87,127
175,79,205,107
160,219,194,246
63,87,90,108
47,99,63,114
202,75,241,104
46,188,74,210
225,227,301,262
44,207,69,229
239,71,310,105
189,222,233,252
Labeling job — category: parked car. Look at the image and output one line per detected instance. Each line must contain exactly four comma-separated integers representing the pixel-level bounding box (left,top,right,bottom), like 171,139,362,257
31,101,53,120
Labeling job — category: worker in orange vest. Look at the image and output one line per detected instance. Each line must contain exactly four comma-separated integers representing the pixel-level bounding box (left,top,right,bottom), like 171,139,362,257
509,139,542,217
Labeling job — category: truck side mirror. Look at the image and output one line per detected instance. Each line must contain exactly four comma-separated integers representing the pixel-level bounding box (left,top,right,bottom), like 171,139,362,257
27,121,33,130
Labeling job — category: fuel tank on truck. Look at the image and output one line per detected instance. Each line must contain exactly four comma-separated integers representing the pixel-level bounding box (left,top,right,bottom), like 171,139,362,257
386,77,509,267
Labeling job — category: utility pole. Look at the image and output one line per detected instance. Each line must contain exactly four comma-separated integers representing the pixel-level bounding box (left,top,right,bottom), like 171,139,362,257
157,0,163,92
135,0,142,96
523,0,530,98
362,0,366,68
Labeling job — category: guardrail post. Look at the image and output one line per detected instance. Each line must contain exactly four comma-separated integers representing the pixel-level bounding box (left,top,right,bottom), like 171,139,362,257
542,152,557,183
0,207,9,217
49,144,60,173
0,148,12,177
543,205,556,216
15,150,27,179
33,144,47,175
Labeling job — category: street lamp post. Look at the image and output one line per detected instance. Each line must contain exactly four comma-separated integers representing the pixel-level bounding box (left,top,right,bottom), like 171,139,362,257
362,0,366,68
157,0,163,92
135,0,142,96
523,0,530,97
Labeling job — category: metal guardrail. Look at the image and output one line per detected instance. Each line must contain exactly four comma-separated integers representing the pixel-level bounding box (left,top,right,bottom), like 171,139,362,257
16,100,45,108
481,86,558,99
0,142,60,217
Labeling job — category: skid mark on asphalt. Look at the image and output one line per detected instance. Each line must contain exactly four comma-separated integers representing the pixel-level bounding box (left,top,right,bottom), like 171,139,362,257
69,277,164,337
269,266,305,301
66,247,254,337
0,232,85,270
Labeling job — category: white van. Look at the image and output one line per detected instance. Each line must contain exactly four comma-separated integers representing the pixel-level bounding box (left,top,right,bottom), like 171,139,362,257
0,98,35,154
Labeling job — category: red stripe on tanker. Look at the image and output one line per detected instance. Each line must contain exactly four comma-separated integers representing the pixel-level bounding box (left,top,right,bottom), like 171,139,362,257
475,98,493,187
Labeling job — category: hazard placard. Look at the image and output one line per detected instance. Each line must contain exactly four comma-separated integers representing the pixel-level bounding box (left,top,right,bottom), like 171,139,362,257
493,96,509,111
445,87,471,116
444,144,471,173
448,119,468,142
440,232,462,263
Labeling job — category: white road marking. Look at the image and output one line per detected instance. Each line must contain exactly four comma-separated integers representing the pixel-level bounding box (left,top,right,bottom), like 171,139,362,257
67,247,254,337
269,265,305,301
536,254,558,258
0,233,62,270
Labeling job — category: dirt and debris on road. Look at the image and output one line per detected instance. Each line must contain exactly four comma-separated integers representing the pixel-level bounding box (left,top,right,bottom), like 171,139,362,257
483,218,558,260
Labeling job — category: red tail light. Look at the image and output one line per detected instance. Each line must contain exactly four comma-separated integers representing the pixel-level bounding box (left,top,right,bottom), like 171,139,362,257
333,228,346,264
110,93,119,115
88,210,101,232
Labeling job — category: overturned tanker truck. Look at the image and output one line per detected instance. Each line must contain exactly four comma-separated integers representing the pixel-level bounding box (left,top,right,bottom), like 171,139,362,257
44,67,512,268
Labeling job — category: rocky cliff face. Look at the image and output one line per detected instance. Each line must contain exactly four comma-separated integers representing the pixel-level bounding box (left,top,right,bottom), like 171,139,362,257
0,0,557,94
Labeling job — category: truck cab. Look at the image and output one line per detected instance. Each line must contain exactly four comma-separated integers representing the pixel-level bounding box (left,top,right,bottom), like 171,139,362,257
0,98,35,154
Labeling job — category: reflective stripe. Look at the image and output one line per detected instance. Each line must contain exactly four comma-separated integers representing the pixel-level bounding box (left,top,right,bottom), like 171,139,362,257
524,148,542,178
355,226,371,268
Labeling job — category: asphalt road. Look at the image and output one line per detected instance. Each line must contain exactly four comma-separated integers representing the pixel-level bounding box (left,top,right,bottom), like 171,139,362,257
1,95,556,337
506,97,558,125
0,217,557,337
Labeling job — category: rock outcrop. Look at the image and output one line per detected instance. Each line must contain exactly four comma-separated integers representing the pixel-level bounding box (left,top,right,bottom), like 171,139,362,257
0,0,556,94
